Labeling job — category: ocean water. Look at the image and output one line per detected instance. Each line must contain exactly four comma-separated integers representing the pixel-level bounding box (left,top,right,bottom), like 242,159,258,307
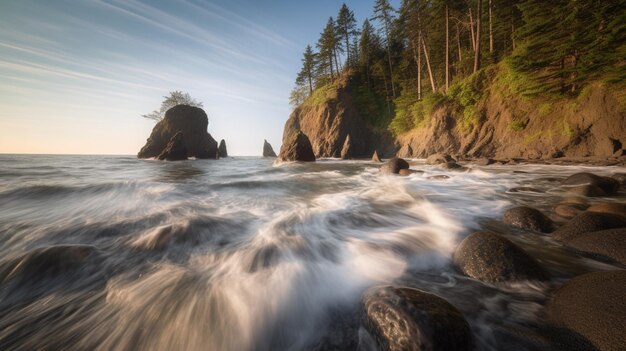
0,155,623,350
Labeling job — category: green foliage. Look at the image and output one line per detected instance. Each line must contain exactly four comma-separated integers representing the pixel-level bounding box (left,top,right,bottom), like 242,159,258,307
142,91,203,122
351,83,390,128
390,89,449,135
509,120,526,132
303,82,339,107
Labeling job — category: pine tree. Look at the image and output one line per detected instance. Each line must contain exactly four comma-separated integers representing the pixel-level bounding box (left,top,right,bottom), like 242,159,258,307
373,0,397,98
296,45,316,95
336,4,358,68
317,17,339,81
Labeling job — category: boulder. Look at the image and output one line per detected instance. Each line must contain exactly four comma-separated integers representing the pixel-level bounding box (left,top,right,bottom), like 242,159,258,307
218,139,228,158
553,204,585,219
453,231,549,283
439,162,467,171
502,206,554,233
397,144,413,158
475,158,495,166
547,270,626,351
138,105,218,159
157,132,188,161
566,184,608,197
361,285,472,351
586,202,626,216
426,153,454,165
565,228,626,264
552,212,626,241
278,130,316,162
611,172,626,186
372,150,382,162
380,157,409,175
561,173,620,196
340,134,352,160
263,139,277,157
399,169,421,176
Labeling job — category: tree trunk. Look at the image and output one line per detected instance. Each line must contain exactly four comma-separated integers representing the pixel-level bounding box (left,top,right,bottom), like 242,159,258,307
344,24,351,67
422,35,437,93
457,22,462,62
308,76,313,95
473,0,482,73
412,36,422,100
329,54,334,80
445,4,450,92
489,0,493,54
381,68,391,113
384,22,396,99
469,8,476,52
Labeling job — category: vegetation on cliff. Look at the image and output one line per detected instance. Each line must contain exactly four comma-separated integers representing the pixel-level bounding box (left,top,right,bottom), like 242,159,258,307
290,0,626,138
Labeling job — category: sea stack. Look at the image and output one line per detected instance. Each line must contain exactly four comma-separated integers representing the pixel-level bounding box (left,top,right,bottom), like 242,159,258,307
218,139,228,158
138,105,218,160
263,139,277,157
278,130,316,162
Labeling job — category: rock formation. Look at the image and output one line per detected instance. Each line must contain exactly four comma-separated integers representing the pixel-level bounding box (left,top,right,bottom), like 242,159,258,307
340,134,352,159
372,150,381,162
157,131,188,161
218,139,228,158
380,157,409,175
263,140,277,157
278,130,316,162
138,105,218,160
502,206,554,233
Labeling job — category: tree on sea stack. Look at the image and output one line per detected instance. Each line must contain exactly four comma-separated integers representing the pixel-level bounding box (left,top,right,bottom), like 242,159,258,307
142,91,203,122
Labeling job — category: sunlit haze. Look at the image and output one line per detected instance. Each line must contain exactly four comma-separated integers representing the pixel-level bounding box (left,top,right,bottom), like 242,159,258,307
0,0,393,155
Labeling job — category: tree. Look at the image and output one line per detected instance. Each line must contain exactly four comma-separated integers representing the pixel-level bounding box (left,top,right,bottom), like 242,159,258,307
336,4,358,68
317,17,340,80
359,19,378,90
142,91,203,122
289,85,308,108
296,45,316,95
372,0,397,98
473,0,483,72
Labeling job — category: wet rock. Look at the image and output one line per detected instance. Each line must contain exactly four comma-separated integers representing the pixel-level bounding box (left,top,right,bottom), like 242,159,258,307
508,187,544,193
380,157,409,175
439,162,467,171
547,270,626,351
426,153,454,165
372,150,382,162
262,139,277,157
278,130,316,162
553,204,586,219
560,197,589,206
611,172,626,186
218,139,228,158
138,105,218,159
586,202,626,216
562,172,620,196
361,285,472,351
552,212,626,241
565,228,626,264
157,132,188,161
0,245,97,285
427,175,450,180
502,206,554,233
398,169,421,176
453,231,549,283
340,134,352,160
475,158,495,166
567,184,608,197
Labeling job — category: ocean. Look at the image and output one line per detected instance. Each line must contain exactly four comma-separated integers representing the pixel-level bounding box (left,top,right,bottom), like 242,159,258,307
0,155,622,350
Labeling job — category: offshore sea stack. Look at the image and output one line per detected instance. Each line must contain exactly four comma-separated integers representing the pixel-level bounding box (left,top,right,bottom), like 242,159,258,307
278,130,316,162
218,139,228,158
263,139,277,157
138,105,218,160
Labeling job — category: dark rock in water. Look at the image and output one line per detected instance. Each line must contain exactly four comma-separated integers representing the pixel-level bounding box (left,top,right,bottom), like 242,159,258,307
278,130,316,162
612,172,626,186
157,132,188,161
508,187,544,193
586,202,626,216
503,206,554,233
380,157,409,175
552,212,626,241
361,285,472,351
567,184,607,197
340,134,352,160
553,204,585,219
263,139,277,157
398,169,421,176
138,105,218,159
439,162,466,171
476,158,495,166
453,231,549,283
565,228,626,264
562,172,620,196
426,153,454,165
547,270,626,351
218,139,228,158
397,144,413,158
428,175,450,180
0,245,97,285
372,150,381,162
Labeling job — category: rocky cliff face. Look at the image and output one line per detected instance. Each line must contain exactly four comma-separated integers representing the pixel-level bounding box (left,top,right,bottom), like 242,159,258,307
396,83,626,159
138,105,218,159
281,81,395,158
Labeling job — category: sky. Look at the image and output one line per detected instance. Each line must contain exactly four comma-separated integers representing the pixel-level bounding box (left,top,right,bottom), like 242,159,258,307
0,0,399,156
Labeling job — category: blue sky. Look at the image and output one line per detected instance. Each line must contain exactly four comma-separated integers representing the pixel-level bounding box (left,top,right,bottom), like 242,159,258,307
0,0,398,155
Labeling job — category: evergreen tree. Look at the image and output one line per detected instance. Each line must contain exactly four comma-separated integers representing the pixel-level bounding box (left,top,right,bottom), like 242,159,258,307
336,4,358,68
372,0,397,98
317,17,340,81
296,45,316,95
